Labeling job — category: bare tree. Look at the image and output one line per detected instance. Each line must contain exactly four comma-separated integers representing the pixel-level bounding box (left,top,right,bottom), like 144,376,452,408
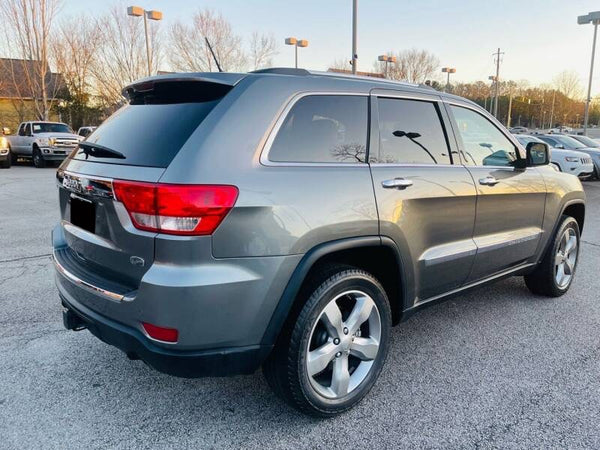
51,15,102,102
554,70,583,100
90,6,162,107
329,58,352,71
169,9,246,72
51,15,103,127
0,0,62,120
374,48,440,83
249,32,277,70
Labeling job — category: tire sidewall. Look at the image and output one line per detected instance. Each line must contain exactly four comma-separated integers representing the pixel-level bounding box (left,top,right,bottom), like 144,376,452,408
550,216,580,294
293,273,391,414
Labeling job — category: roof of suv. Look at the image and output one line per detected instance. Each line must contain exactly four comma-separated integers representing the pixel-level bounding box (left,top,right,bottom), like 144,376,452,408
122,68,476,106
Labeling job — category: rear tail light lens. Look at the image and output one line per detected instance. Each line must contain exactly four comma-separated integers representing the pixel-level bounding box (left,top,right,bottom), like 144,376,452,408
142,322,179,343
113,180,238,235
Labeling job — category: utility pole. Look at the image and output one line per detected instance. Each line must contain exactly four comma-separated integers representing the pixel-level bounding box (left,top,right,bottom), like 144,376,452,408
492,48,504,118
549,90,556,129
351,0,358,74
578,12,600,135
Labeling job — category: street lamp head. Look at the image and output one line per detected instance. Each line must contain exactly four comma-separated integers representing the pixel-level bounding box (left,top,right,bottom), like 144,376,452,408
285,37,297,46
297,39,309,48
488,75,497,81
127,5,144,17
146,10,163,21
388,56,396,63
442,67,449,73
378,55,388,62
442,67,456,73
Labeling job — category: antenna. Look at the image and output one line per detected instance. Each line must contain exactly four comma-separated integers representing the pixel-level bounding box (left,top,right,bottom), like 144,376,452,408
205,37,223,72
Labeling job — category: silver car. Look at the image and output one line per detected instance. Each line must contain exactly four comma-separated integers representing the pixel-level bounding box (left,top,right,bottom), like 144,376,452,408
538,134,600,178
515,134,594,179
54,69,585,416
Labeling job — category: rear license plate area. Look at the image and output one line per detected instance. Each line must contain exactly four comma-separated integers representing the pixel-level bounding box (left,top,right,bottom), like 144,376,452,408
70,195,96,233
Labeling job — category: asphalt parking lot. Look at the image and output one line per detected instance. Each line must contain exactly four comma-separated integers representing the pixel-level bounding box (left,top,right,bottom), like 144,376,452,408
1,164,600,449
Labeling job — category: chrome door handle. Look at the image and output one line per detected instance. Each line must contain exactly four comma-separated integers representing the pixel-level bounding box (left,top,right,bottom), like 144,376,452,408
382,178,413,189
479,176,499,186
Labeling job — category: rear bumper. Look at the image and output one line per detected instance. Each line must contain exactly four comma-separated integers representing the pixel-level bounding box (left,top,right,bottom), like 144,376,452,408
60,294,271,377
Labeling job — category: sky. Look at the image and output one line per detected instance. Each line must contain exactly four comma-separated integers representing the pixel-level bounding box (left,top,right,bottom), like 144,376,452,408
59,0,600,94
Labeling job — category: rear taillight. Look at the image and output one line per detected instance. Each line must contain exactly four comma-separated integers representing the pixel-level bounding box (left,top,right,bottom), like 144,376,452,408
113,180,238,236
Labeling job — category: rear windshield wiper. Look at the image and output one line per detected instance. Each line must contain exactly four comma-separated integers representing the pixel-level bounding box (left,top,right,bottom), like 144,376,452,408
78,142,126,160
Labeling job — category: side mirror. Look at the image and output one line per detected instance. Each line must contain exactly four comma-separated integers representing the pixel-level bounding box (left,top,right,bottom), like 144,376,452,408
526,142,550,166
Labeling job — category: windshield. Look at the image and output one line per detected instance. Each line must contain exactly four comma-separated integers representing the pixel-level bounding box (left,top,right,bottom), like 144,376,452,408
516,135,542,145
572,135,600,148
32,123,72,134
554,135,587,149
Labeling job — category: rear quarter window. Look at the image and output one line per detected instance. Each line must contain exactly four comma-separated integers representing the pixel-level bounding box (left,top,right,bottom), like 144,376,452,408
267,95,368,164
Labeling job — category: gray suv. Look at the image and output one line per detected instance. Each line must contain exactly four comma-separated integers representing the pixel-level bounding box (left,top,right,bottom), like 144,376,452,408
54,69,585,416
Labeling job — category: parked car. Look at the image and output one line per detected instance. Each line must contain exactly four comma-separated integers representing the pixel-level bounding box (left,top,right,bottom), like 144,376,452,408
569,134,600,149
514,134,594,179
509,126,529,134
54,69,585,417
77,126,97,138
549,126,573,134
6,121,83,168
0,136,10,168
538,133,600,178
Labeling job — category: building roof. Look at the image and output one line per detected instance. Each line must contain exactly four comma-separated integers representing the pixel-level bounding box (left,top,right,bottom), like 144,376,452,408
0,58,66,99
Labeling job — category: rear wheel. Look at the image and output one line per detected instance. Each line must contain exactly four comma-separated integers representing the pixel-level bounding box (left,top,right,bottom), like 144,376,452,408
263,266,391,417
10,147,17,165
1,156,10,168
525,215,580,297
32,147,46,168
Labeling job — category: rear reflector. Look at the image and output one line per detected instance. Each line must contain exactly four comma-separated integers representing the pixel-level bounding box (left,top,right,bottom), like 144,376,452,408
142,322,179,343
113,180,238,235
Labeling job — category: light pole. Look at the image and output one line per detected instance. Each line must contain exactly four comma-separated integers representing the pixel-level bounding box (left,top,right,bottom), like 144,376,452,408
352,0,358,74
285,37,309,69
441,67,456,92
578,11,600,135
378,55,396,78
127,6,163,76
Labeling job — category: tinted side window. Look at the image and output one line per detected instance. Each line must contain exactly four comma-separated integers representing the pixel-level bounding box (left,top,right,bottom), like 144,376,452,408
24,123,31,136
371,98,450,164
450,105,521,166
18,124,25,136
269,95,368,163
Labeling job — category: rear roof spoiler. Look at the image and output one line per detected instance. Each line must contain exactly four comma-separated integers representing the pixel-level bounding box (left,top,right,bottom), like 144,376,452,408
121,72,247,99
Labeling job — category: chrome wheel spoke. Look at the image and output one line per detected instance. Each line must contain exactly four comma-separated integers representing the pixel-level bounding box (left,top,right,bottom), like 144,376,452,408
345,295,374,335
307,342,338,376
321,301,343,338
556,262,566,285
564,258,574,275
330,354,350,397
554,252,563,266
565,235,577,256
350,336,379,361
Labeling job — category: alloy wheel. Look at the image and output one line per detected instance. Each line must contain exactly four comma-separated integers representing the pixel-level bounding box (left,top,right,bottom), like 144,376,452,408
305,290,381,399
555,227,578,288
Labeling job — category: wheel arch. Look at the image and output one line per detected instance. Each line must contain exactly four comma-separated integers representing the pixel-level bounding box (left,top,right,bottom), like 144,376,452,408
260,236,408,347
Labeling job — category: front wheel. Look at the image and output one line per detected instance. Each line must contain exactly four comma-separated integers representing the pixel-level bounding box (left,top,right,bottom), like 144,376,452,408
263,267,391,417
525,215,580,297
32,147,46,168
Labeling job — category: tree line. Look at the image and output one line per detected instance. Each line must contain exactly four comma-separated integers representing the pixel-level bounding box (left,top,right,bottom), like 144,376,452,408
0,0,277,130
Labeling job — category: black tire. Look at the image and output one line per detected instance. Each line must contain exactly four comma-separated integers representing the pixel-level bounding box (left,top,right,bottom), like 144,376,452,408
525,215,580,297
0,156,10,168
263,265,392,417
32,147,46,168
10,147,17,165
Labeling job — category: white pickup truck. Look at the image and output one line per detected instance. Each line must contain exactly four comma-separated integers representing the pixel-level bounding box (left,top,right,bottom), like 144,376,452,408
6,121,83,168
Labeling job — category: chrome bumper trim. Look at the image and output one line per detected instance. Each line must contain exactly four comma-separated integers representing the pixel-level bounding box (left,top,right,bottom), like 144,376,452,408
53,249,125,302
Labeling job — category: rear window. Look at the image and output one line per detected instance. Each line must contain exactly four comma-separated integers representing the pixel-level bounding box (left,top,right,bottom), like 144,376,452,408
72,81,229,167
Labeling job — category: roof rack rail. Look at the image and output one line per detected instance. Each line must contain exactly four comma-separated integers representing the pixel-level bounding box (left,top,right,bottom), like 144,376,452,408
251,67,310,76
